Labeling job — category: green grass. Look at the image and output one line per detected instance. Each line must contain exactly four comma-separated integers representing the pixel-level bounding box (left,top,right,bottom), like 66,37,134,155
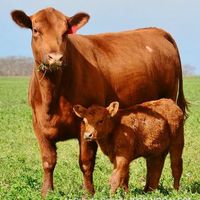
0,76,200,199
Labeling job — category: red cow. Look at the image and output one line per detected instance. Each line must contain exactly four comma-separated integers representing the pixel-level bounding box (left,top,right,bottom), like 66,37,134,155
11,7,187,197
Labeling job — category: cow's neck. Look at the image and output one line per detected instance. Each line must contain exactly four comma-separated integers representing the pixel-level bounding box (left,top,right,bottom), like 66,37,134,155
33,44,75,118
35,68,65,115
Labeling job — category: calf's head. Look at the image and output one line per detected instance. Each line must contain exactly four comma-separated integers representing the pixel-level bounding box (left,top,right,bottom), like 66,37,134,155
11,7,89,71
73,102,119,141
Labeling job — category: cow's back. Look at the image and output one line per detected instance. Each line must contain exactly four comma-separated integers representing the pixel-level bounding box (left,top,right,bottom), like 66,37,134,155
68,28,181,108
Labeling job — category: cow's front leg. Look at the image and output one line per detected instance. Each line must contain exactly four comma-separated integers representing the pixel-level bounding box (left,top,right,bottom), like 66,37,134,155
36,133,57,198
79,137,98,195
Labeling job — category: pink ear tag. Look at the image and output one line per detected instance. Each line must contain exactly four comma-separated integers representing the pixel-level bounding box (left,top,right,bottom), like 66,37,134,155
67,25,78,34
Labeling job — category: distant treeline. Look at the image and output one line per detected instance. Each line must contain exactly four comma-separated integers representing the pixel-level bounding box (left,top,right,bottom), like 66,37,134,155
0,56,196,76
0,56,33,76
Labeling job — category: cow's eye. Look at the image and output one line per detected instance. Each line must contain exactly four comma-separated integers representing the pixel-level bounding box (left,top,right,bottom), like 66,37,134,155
33,28,38,33
33,28,40,36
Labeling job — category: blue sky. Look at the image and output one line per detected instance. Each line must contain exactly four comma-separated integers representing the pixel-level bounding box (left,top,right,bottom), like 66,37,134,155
1,0,200,73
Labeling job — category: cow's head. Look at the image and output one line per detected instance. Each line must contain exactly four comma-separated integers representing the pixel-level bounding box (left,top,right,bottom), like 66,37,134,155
11,7,89,71
73,102,119,141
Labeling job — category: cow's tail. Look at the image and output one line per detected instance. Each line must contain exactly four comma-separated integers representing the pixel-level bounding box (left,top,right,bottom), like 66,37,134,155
165,31,189,119
177,61,189,120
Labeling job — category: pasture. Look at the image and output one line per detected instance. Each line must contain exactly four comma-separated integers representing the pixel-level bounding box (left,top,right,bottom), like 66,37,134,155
0,77,200,199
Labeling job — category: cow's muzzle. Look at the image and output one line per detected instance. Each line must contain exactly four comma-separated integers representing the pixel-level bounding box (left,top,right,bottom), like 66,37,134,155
36,53,64,72
36,63,63,72
48,53,63,66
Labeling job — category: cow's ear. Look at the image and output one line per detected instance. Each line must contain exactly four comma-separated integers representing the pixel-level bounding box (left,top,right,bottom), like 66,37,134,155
107,102,119,117
67,12,90,34
11,10,32,29
73,105,87,118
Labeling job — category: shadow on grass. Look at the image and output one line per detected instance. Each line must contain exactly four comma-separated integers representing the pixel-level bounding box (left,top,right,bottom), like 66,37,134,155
157,184,172,195
187,181,200,194
51,181,200,199
129,187,146,195
129,185,173,196
130,181,200,196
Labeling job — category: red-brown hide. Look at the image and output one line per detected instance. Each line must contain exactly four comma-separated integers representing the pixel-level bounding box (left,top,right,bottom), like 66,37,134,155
74,99,184,193
11,7,187,197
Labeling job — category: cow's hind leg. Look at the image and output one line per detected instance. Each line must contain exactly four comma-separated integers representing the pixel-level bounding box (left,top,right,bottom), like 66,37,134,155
144,154,166,192
37,134,57,198
79,138,98,196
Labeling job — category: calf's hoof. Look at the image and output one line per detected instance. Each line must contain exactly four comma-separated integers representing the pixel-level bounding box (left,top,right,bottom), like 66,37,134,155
41,184,53,198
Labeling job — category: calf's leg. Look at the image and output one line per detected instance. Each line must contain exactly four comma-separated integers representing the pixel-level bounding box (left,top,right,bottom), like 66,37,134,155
144,154,166,192
79,138,97,195
109,156,129,194
170,145,184,190
122,170,129,192
170,126,184,190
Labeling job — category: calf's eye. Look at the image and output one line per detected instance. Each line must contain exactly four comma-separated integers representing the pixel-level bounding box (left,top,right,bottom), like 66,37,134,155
97,120,104,125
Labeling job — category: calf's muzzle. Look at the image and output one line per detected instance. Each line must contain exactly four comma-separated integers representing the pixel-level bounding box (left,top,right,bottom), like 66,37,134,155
84,132,94,141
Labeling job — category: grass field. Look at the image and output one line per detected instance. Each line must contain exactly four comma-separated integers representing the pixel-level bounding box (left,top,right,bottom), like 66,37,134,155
0,77,200,200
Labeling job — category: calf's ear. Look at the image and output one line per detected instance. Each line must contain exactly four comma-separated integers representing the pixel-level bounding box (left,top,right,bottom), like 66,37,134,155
11,10,32,29
67,12,90,34
107,102,119,117
73,105,87,118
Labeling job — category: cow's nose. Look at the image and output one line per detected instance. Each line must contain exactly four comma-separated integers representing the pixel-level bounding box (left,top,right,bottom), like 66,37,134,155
47,53,63,66
84,132,93,140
